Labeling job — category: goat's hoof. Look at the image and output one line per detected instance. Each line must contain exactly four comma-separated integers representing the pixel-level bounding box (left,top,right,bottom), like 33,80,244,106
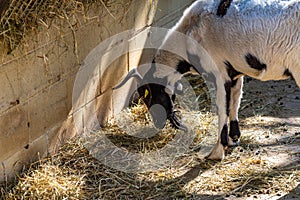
228,137,240,147
205,143,225,161
168,112,188,132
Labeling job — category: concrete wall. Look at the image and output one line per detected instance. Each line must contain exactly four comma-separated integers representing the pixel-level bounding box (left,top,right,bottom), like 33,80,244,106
0,0,194,183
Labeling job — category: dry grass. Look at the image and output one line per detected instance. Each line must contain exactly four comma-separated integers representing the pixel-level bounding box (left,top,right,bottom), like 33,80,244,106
185,146,299,198
0,0,111,54
2,132,299,199
2,93,299,199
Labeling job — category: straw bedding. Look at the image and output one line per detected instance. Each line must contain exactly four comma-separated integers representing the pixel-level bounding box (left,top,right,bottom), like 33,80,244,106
0,0,110,54
2,75,299,199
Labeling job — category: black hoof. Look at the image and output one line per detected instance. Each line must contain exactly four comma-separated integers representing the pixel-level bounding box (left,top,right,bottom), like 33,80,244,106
229,135,240,146
168,112,188,132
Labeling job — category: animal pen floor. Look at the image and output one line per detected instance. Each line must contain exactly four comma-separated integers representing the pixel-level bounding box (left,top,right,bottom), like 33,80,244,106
1,77,300,200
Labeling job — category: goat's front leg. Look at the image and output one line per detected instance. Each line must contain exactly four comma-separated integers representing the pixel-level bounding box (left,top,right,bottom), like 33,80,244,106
206,78,231,160
229,76,243,146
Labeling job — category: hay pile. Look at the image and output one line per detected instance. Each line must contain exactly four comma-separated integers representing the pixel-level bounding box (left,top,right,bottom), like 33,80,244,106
2,122,299,199
2,91,300,199
0,0,110,53
2,101,216,199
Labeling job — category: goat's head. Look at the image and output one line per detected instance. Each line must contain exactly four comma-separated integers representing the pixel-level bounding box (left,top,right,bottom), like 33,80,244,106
113,65,187,131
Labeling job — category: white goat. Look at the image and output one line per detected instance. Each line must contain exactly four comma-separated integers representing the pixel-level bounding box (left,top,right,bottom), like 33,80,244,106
115,0,300,160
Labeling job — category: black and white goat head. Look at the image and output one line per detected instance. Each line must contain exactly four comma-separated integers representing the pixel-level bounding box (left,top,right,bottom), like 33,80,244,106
113,62,188,132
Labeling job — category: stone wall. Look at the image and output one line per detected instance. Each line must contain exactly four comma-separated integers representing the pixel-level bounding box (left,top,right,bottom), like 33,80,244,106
0,0,193,183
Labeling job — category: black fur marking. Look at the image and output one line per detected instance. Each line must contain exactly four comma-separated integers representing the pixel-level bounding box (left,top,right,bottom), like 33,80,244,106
245,53,267,71
229,120,241,142
284,69,294,79
217,0,233,17
139,64,188,131
172,94,176,102
224,81,231,116
221,124,229,146
224,61,243,87
138,83,171,129
231,79,238,88
177,60,193,74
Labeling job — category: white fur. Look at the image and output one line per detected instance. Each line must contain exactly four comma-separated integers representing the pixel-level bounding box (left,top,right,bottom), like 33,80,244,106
154,0,300,160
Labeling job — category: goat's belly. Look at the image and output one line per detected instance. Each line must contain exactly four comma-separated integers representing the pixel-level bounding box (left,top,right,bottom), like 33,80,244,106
237,63,289,81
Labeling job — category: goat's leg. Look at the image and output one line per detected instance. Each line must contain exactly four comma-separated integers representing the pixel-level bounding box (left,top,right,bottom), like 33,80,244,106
228,77,243,146
206,78,231,160
289,67,300,88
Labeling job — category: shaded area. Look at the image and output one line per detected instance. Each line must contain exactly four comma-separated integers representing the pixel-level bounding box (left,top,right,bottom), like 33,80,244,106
279,185,300,200
240,77,300,118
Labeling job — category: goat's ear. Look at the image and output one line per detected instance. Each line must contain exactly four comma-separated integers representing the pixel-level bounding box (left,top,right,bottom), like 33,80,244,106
164,81,183,96
113,68,142,90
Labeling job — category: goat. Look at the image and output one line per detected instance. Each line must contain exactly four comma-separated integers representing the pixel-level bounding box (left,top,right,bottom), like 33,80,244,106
114,0,300,160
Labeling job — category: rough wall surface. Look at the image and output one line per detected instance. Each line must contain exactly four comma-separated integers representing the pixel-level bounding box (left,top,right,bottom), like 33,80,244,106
0,0,193,183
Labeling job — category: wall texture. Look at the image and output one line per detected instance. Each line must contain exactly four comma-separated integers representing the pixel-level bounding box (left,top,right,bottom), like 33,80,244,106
0,0,194,183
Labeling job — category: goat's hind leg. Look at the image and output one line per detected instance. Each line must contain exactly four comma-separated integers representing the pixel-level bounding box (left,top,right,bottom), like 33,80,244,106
289,67,300,88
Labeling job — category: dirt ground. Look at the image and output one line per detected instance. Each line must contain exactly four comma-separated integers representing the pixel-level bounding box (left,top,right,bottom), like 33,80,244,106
240,77,300,167
226,77,300,200
169,76,300,200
